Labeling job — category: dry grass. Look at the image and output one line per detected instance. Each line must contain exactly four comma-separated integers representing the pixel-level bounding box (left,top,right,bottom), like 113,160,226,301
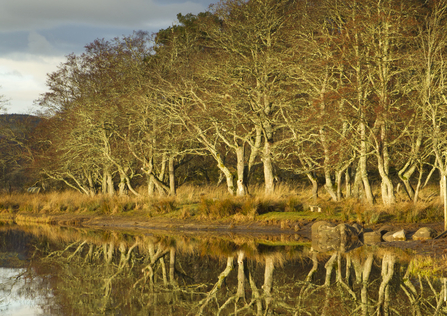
407,255,447,277
0,183,445,224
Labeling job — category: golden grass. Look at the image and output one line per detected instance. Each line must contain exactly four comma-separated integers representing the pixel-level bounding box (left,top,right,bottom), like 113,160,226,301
0,183,445,225
407,254,447,277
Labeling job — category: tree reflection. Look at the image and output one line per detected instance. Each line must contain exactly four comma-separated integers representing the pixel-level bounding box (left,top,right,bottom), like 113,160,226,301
1,225,447,315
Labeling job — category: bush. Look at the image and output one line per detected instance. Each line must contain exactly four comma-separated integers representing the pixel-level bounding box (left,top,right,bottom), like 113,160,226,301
198,198,242,218
151,198,177,214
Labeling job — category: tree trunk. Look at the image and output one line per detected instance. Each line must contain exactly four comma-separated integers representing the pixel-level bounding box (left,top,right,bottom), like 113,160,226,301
399,161,416,200
345,167,351,198
236,145,247,196
247,125,262,185
118,170,126,196
378,124,395,206
103,167,114,196
147,175,155,197
263,139,274,195
324,170,338,201
168,156,176,196
306,172,318,204
378,156,395,206
352,161,362,199
320,128,337,201
360,122,374,204
218,161,235,196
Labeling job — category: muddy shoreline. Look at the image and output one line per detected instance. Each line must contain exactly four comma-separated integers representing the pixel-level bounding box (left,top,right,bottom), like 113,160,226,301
4,213,447,257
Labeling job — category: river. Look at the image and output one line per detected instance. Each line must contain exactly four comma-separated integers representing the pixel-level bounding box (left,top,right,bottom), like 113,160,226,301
0,223,446,315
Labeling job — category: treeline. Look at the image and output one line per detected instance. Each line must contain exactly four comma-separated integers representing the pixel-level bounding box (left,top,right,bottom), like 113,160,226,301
5,0,447,205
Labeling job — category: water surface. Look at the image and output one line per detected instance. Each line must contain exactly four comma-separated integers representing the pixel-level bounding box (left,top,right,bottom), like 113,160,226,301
0,224,446,315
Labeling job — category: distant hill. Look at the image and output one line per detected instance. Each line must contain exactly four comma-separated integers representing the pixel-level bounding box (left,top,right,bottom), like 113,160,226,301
0,114,41,130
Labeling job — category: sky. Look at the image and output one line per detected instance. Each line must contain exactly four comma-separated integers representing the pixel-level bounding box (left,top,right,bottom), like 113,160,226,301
0,0,216,114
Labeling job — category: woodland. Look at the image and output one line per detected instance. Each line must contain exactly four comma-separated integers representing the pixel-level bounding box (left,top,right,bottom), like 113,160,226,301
2,0,447,207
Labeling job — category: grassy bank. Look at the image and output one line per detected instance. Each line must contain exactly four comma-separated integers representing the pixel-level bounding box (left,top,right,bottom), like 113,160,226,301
0,183,445,226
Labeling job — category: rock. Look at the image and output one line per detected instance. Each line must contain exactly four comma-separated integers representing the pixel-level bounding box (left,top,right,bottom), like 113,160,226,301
337,223,360,241
363,231,382,244
383,229,406,242
311,237,363,253
412,227,437,240
311,238,340,252
352,223,364,235
378,225,395,236
311,221,338,239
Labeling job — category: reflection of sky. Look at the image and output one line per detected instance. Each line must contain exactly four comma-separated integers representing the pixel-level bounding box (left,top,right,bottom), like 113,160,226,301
0,268,44,316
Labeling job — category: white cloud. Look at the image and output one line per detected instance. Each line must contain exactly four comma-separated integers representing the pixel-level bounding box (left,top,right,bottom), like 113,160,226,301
0,55,65,113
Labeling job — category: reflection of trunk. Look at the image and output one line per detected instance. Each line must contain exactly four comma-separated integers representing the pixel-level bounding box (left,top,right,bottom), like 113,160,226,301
361,253,374,316
336,253,356,299
248,263,262,316
401,260,422,316
198,256,234,314
324,253,337,287
305,252,318,282
377,252,395,316
236,251,245,299
103,242,115,265
263,256,274,312
160,257,168,285
169,248,175,285
118,242,138,270
322,253,337,316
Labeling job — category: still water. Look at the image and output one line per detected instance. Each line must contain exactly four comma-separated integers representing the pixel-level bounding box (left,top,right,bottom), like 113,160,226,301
0,224,446,315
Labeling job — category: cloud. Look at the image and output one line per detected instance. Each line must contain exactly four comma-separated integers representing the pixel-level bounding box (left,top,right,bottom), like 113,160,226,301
0,0,215,114
0,0,206,32
0,55,65,113
1,70,23,77
28,31,54,55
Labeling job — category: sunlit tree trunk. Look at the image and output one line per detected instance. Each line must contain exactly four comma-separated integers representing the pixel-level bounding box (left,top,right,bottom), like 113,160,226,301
168,155,176,196
236,145,247,197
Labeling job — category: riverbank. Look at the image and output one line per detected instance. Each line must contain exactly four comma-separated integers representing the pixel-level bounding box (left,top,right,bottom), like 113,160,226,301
2,207,447,260
1,186,447,257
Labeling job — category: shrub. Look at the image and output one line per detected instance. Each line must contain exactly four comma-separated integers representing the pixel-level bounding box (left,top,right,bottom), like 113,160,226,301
151,198,177,214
